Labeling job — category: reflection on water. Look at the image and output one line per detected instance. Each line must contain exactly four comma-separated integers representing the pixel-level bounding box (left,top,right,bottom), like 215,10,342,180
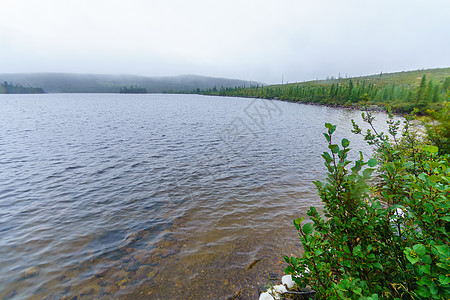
0,94,395,299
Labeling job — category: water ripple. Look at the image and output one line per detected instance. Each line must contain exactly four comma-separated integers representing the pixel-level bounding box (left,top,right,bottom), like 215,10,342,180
0,94,397,299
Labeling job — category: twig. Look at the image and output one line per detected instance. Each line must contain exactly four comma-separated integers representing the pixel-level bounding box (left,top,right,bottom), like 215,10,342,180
282,290,316,295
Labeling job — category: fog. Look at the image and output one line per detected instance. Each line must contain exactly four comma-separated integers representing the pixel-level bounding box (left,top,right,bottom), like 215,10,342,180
1,0,449,83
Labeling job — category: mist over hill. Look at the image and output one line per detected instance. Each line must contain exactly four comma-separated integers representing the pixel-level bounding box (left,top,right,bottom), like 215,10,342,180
0,73,258,93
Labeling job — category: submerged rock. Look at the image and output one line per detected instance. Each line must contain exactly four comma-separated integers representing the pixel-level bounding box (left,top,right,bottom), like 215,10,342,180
24,266,39,278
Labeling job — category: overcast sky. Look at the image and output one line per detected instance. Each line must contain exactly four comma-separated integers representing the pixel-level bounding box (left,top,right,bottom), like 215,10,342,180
1,0,449,83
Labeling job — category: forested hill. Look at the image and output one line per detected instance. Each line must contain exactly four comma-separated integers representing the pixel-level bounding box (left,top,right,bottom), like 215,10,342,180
0,81,44,94
0,73,255,93
201,67,450,113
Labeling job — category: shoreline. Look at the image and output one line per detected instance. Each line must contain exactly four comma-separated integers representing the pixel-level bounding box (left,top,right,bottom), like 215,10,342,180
197,93,405,114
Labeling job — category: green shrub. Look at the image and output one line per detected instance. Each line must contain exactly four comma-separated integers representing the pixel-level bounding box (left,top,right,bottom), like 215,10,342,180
425,103,450,155
284,118,450,299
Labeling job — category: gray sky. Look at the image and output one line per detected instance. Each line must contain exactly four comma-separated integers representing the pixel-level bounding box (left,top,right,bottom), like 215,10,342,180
1,0,449,84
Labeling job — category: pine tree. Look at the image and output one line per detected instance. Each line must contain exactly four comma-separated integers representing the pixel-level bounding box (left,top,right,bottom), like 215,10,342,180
415,75,427,105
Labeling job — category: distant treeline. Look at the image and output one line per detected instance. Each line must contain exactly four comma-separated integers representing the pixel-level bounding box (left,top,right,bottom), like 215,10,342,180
0,81,44,94
200,75,450,113
119,85,147,94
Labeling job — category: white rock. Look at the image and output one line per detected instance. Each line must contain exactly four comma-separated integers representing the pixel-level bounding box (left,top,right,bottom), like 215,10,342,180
282,274,295,289
391,208,407,223
395,208,405,217
259,291,275,300
273,284,288,294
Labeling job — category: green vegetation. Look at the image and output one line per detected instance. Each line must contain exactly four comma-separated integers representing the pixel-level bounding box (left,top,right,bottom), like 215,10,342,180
200,68,450,114
0,81,44,94
284,108,450,299
119,85,147,94
425,104,450,155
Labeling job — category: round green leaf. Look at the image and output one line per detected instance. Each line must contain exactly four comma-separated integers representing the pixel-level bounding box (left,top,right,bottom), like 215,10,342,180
367,158,377,167
302,223,313,235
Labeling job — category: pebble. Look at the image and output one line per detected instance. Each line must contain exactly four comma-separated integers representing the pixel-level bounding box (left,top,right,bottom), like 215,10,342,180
118,278,128,285
273,284,287,294
24,267,39,278
147,269,158,280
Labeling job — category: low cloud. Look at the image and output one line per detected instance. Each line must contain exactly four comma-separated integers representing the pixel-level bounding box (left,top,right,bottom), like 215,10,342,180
1,0,449,83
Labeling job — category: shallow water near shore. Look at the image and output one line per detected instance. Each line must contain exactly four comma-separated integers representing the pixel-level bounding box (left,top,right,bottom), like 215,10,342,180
0,94,395,299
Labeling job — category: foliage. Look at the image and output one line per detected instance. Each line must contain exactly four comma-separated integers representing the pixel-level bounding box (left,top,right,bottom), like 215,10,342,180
425,103,450,155
284,113,450,299
200,68,450,114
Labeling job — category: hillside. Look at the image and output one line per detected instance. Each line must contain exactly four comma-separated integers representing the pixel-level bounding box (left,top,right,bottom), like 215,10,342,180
202,67,450,113
281,67,450,89
0,73,256,93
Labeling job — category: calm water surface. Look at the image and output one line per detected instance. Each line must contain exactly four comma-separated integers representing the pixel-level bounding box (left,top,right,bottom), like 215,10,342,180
0,94,393,299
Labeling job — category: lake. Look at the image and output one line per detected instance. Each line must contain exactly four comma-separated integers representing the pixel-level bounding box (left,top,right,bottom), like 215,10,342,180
0,94,393,299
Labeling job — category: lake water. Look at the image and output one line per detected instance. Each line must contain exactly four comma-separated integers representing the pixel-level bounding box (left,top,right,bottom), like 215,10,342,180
0,94,394,299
